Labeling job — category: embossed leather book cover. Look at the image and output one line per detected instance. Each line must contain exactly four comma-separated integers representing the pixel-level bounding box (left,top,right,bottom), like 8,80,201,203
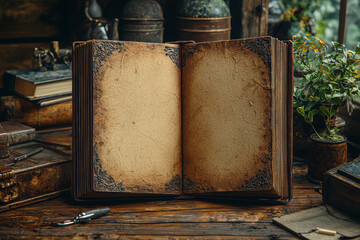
73,37,293,200
1,96,72,129
0,142,71,212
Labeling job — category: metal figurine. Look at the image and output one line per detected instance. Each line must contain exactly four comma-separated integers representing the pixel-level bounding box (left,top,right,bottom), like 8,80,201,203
33,48,55,70
84,0,119,40
33,41,72,70
50,41,72,65
87,18,119,40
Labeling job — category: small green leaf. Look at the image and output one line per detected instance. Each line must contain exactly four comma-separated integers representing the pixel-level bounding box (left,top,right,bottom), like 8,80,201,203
296,107,305,116
308,111,313,123
308,109,319,123
319,106,329,117
332,93,343,98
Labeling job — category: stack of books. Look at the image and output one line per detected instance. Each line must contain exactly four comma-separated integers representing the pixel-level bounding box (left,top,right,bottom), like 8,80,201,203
0,121,71,212
1,64,72,129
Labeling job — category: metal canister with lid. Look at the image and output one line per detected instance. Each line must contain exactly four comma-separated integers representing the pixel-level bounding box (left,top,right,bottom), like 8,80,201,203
177,0,231,42
120,0,164,43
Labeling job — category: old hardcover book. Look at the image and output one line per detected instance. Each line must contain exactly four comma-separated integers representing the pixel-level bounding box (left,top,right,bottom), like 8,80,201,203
0,96,72,129
323,157,360,219
73,37,293,200
0,141,71,212
1,121,35,146
3,64,72,100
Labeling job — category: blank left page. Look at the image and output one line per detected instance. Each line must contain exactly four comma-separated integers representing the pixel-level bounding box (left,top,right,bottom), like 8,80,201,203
91,41,182,195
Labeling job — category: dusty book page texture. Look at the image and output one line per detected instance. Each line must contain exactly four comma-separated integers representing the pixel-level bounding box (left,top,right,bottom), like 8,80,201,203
92,41,182,194
182,39,273,193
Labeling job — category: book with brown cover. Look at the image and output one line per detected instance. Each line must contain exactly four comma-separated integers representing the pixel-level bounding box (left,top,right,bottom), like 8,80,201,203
0,96,72,129
323,157,360,220
73,37,293,200
1,121,35,146
0,141,71,212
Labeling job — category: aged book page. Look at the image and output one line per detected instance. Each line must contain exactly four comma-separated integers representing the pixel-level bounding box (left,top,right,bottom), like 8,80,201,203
92,41,182,194
182,39,275,194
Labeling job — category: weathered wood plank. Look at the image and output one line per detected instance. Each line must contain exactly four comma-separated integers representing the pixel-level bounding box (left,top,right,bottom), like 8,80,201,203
0,158,320,239
0,188,322,230
0,222,295,237
230,0,269,38
0,191,321,215
113,236,298,240
0,206,316,226
0,185,322,215
0,235,299,240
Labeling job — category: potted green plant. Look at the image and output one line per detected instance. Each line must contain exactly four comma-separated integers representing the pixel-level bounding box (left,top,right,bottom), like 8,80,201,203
293,34,360,182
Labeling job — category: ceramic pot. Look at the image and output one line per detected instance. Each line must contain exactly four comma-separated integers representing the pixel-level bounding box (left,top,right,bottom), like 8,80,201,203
308,134,347,183
121,0,164,43
177,16,231,42
177,0,231,42
178,0,230,18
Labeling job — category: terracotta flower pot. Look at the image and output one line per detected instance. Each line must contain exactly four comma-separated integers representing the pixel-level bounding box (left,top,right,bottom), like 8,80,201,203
308,134,347,183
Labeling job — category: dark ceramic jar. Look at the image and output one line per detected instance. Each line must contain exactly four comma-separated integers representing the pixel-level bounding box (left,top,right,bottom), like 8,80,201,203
177,0,231,42
178,0,230,18
121,0,164,43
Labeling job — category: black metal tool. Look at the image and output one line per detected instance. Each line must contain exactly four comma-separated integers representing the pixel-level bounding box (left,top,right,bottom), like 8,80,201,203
5,147,43,167
53,208,110,226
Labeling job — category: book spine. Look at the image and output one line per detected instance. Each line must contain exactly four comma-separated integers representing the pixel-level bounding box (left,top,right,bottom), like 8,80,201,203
6,128,36,146
1,96,72,129
285,40,294,201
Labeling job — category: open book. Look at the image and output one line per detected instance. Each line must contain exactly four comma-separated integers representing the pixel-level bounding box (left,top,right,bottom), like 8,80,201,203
73,37,293,200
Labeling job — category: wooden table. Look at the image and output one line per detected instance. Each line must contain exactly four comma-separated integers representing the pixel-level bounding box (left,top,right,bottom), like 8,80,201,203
0,163,322,239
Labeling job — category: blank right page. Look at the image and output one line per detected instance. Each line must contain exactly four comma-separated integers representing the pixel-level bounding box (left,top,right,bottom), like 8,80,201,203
182,38,277,195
